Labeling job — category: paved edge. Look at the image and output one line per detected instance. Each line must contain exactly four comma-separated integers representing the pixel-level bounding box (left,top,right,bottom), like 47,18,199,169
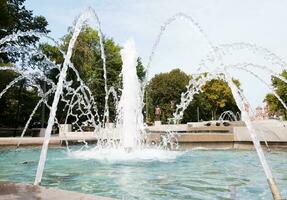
0,181,116,200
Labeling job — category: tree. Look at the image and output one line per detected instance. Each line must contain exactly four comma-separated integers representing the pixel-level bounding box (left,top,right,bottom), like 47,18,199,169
0,0,49,64
41,26,145,123
0,0,49,132
182,78,240,122
265,70,287,119
0,0,11,30
146,69,190,123
146,70,240,124
0,70,40,130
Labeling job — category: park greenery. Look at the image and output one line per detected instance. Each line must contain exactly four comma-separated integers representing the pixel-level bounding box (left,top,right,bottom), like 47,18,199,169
146,69,240,123
0,0,49,133
1,0,287,135
41,27,145,124
264,70,287,119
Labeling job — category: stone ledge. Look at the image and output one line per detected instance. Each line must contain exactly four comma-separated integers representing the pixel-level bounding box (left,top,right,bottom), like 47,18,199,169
177,133,234,142
0,181,116,200
0,137,61,146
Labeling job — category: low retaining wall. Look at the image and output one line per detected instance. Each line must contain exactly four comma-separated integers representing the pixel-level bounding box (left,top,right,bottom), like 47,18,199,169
1,120,287,149
0,137,61,146
145,122,287,149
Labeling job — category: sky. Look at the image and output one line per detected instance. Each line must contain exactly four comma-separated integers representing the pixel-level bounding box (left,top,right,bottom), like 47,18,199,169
25,0,287,109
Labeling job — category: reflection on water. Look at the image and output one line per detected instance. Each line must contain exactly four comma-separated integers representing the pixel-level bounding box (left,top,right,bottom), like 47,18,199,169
0,147,286,200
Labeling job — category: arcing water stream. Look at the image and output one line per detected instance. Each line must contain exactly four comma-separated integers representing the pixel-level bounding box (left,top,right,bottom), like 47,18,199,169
0,7,285,199
145,13,284,199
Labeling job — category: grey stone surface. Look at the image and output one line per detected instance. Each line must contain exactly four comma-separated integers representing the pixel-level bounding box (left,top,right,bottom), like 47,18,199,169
146,124,187,132
0,181,115,200
233,127,287,142
234,120,287,142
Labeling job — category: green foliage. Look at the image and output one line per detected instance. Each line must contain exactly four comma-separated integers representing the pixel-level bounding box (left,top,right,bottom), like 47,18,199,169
0,0,49,130
265,70,287,119
40,26,145,123
146,69,190,123
0,0,49,34
67,27,123,122
186,77,240,123
0,1,242,130
0,0,49,63
0,70,40,128
146,70,240,123
40,43,64,64
0,0,12,30
136,58,145,82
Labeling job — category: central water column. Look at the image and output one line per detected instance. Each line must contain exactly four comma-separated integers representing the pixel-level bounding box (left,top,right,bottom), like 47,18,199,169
119,39,143,151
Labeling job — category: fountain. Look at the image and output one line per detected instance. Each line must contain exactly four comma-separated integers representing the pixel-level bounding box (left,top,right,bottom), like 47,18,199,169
218,111,239,122
118,39,143,151
0,7,286,199
143,13,284,199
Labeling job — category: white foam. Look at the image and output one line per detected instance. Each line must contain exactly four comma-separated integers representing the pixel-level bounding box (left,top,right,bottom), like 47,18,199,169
69,148,185,162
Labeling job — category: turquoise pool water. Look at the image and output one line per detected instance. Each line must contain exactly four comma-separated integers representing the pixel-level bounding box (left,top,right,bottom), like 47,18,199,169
0,146,286,199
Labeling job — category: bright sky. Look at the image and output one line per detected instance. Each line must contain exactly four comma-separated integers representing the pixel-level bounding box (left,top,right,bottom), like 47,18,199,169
25,0,287,109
